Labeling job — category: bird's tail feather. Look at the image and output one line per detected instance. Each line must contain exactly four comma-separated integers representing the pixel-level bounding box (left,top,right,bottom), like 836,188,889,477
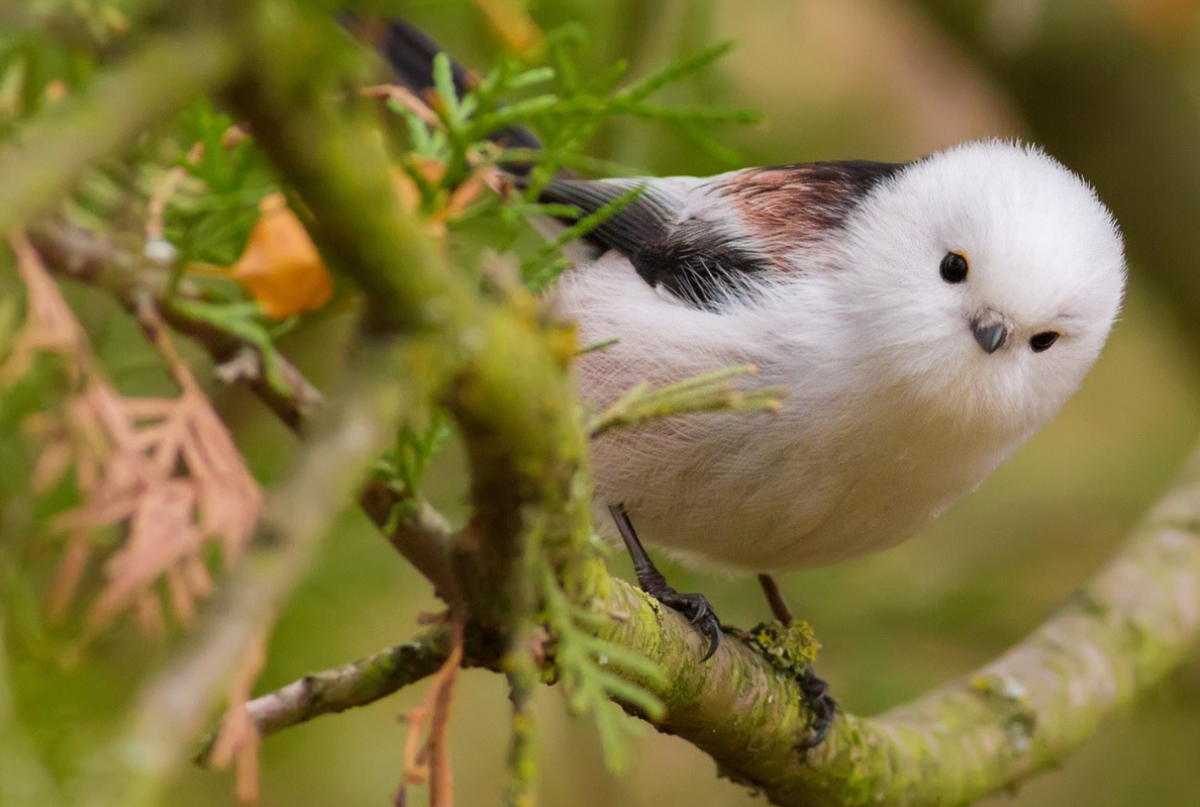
365,16,543,156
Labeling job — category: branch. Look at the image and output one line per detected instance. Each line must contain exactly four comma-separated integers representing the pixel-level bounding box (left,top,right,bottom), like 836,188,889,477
192,621,506,764
221,0,595,633
241,626,457,737
231,444,1200,806
28,221,324,431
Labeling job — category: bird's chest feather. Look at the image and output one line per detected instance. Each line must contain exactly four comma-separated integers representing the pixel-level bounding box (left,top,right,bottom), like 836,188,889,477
587,361,1008,571
558,253,1015,572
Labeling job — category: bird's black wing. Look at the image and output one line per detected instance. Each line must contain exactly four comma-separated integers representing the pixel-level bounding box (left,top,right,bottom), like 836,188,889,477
541,160,906,308
538,176,772,309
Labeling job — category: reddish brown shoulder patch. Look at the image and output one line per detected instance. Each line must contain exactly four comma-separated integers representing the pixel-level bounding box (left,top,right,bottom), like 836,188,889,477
712,161,903,261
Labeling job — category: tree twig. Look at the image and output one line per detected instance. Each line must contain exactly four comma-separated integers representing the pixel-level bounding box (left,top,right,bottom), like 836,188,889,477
28,221,325,431
192,621,506,765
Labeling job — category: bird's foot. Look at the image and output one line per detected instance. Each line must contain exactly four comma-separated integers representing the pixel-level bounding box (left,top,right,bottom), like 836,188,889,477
608,502,722,661
747,619,837,749
641,578,722,662
797,667,837,749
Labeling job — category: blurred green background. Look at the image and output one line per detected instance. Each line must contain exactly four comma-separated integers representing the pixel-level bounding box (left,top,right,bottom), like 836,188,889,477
12,0,1200,805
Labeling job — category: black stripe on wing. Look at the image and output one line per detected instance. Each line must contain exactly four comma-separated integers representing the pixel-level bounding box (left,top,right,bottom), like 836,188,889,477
539,178,768,310
634,222,769,309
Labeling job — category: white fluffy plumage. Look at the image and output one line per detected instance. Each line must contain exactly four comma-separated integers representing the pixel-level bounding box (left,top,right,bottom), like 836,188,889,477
554,140,1126,572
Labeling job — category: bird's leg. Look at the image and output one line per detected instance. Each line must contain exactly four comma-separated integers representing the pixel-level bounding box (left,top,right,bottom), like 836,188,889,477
756,573,837,748
757,574,795,623
608,503,721,661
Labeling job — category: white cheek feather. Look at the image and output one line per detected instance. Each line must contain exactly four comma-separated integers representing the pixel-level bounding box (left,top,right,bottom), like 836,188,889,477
554,139,1125,574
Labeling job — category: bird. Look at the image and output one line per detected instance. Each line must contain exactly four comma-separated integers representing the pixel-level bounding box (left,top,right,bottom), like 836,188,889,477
370,18,1127,746
557,149,1125,571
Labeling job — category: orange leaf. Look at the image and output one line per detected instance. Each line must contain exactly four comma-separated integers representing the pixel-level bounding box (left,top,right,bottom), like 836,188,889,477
230,194,333,319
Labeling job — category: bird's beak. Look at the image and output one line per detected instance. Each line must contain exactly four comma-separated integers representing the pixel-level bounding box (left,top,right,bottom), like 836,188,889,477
971,317,1008,355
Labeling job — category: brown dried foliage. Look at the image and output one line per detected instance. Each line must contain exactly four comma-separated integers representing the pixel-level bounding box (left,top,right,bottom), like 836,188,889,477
395,616,465,807
210,623,269,804
4,233,263,636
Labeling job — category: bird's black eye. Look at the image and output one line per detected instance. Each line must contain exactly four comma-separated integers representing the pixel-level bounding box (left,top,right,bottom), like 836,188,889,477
940,251,969,284
1030,331,1060,352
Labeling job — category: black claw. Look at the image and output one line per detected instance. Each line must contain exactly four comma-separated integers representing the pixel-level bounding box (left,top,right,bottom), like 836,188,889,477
609,503,723,661
648,586,722,660
796,668,837,750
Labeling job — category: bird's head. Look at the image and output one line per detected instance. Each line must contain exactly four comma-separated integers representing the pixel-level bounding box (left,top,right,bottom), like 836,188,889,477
839,140,1126,436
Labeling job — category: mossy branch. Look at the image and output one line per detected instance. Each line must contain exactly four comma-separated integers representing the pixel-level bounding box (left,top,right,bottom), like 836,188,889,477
192,621,506,765
208,450,1200,806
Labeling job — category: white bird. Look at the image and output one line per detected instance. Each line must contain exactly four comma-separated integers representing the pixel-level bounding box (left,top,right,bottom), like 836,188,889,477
376,19,1127,742
550,143,1125,576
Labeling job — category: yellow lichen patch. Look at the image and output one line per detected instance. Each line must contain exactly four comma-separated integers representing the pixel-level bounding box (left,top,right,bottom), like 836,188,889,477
749,620,820,677
230,194,333,319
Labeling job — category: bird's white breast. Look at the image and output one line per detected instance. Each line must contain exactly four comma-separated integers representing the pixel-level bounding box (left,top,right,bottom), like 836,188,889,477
557,251,1025,573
